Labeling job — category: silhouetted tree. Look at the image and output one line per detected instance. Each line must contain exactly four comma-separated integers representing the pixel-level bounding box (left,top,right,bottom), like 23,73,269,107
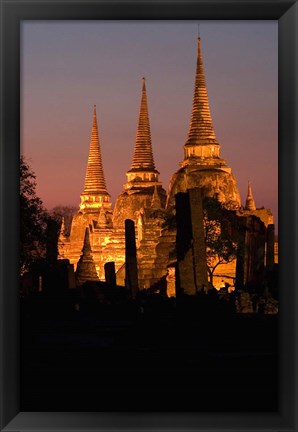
50,205,77,236
203,197,240,288
20,156,49,274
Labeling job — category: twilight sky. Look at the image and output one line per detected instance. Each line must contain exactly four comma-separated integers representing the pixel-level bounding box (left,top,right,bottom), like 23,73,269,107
21,21,278,228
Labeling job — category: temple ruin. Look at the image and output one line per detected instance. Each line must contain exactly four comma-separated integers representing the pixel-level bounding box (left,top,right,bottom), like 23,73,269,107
58,37,276,294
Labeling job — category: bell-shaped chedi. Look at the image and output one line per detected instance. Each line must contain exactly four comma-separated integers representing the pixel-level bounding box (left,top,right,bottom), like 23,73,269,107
238,179,273,227
113,78,166,229
125,78,160,188
79,105,111,213
58,106,113,281
167,37,241,210
184,37,219,152
75,227,99,286
245,180,257,211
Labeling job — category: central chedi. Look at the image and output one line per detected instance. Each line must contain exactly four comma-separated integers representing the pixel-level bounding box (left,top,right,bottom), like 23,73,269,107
167,37,241,210
113,78,167,289
113,78,166,229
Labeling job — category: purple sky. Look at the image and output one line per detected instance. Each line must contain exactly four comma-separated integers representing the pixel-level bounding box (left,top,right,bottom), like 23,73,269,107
21,21,278,229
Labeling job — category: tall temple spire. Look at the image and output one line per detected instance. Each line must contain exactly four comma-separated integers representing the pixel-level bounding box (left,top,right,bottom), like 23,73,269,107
245,180,256,211
181,37,222,167
129,78,157,172
83,105,108,194
167,36,241,210
186,37,218,147
80,106,111,212
125,78,161,190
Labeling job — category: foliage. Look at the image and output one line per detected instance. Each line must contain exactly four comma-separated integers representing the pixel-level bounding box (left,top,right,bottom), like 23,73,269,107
161,208,176,230
20,156,49,274
50,205,78,236
203,197,241,287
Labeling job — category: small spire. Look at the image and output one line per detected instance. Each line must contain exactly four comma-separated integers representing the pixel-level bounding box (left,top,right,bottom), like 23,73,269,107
83,105,108,194
245,180,256,211
82,227,92,253
151,185,162,208
129,78,156,172
185,37,218,147
75,227,99,286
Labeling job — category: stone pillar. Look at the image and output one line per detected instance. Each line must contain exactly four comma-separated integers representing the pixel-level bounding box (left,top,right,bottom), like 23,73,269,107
175,192,194,296
236,215,266,292
104,261,116,287
188,188,209,292
125,219,139,299
175,188,208,295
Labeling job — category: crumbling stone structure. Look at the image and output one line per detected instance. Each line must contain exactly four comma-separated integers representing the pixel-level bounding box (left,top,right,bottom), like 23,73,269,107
58,37,276,295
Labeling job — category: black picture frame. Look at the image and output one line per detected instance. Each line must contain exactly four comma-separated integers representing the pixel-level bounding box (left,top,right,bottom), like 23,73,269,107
1,1,297,431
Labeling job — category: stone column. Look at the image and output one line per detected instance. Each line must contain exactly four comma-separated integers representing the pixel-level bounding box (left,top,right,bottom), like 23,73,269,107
175,188,208,295
125,219,139,299
188,188,209,292
104,261,116,287
175,192,194,296
236,215,266,292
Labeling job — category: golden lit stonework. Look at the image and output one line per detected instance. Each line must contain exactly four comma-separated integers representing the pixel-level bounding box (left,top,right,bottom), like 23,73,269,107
79,105,111,213
167,37,241,210
58,37,275,294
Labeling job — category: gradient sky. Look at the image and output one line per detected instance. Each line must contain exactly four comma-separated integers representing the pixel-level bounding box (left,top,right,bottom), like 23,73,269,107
21,20,278,229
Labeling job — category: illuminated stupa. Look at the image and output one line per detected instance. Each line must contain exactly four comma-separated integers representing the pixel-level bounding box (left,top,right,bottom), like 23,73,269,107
59,80,166,286
79,105,112,213
58,106,113,279
112,78,167,288
245,181,256,211
58,37,275,292
167,37,241,210
113,77,166,229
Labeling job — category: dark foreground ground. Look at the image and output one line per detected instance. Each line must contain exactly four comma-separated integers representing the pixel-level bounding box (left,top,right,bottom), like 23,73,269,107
21,296,278,412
